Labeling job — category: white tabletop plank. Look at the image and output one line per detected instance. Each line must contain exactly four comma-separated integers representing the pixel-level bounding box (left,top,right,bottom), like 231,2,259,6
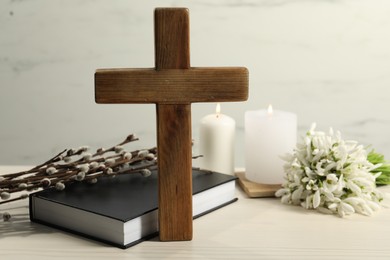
1,165,390,259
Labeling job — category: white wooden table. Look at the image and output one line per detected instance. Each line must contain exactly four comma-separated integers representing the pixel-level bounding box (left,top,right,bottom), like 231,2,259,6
1,165,390,259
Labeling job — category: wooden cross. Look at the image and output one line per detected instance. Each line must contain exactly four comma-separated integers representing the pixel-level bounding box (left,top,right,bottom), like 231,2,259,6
95,8,248,241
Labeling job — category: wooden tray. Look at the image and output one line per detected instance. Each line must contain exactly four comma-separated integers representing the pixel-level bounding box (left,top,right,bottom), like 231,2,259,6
235,171,281,198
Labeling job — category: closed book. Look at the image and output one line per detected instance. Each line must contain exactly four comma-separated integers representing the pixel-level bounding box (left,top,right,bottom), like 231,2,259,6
29,169,237,249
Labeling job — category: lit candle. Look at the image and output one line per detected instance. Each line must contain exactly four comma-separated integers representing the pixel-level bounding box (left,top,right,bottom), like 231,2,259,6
199,103,235,175
245,105,297,184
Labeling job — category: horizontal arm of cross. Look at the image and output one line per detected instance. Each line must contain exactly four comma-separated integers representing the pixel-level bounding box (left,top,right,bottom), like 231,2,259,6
95,67,248,104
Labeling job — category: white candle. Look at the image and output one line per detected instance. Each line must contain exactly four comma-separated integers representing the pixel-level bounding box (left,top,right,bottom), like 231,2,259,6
245,105,297,184
199,103,235,175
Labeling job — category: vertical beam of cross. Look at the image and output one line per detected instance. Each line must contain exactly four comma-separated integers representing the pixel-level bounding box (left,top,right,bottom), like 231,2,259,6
155,9,192,241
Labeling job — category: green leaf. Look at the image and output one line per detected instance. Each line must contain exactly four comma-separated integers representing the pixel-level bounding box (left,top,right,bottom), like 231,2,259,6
368,150,390,185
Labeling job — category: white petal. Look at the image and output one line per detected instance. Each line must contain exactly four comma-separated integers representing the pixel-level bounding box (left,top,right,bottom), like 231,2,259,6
340,202,355,214
305,195,313,209
344,197,364,206
361,204,373,216
370,163,383,171
325,162,337,172
309,122,317,132
313,190,321,208
329,127,334,136
281,194,291,204
366,200,381,212
373,171,382,179
275,188,289,197
317,207,333,214
323,190,335,201
326,174,338,182
338,206,346,218
359,179,375,189
304,167,312,174
291,186,303,202
348,181,362,195
324,181,337,193
328,203,338,210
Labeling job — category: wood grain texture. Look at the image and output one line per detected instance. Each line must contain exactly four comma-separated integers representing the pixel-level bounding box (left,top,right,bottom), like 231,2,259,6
155,8,190,69
95,67,249,104
235,172,281,198
154,8,193,241
157,104,193,241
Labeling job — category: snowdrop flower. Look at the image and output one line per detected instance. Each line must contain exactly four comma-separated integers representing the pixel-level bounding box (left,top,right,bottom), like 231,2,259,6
276,124,384,217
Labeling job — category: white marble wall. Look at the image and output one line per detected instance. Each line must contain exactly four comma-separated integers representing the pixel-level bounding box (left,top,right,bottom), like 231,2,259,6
1,0,390,167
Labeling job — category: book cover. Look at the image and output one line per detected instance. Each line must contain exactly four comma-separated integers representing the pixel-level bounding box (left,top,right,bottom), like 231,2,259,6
29,168,237,248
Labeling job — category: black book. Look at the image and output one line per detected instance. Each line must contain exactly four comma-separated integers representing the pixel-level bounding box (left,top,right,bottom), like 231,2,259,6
29,169,237,249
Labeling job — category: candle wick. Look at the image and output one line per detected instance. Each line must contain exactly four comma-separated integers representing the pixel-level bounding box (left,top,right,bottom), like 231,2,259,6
215,103,221,118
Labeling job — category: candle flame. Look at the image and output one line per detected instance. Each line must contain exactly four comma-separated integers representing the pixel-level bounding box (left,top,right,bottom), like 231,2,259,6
267,104,273,115
216,103,221,118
